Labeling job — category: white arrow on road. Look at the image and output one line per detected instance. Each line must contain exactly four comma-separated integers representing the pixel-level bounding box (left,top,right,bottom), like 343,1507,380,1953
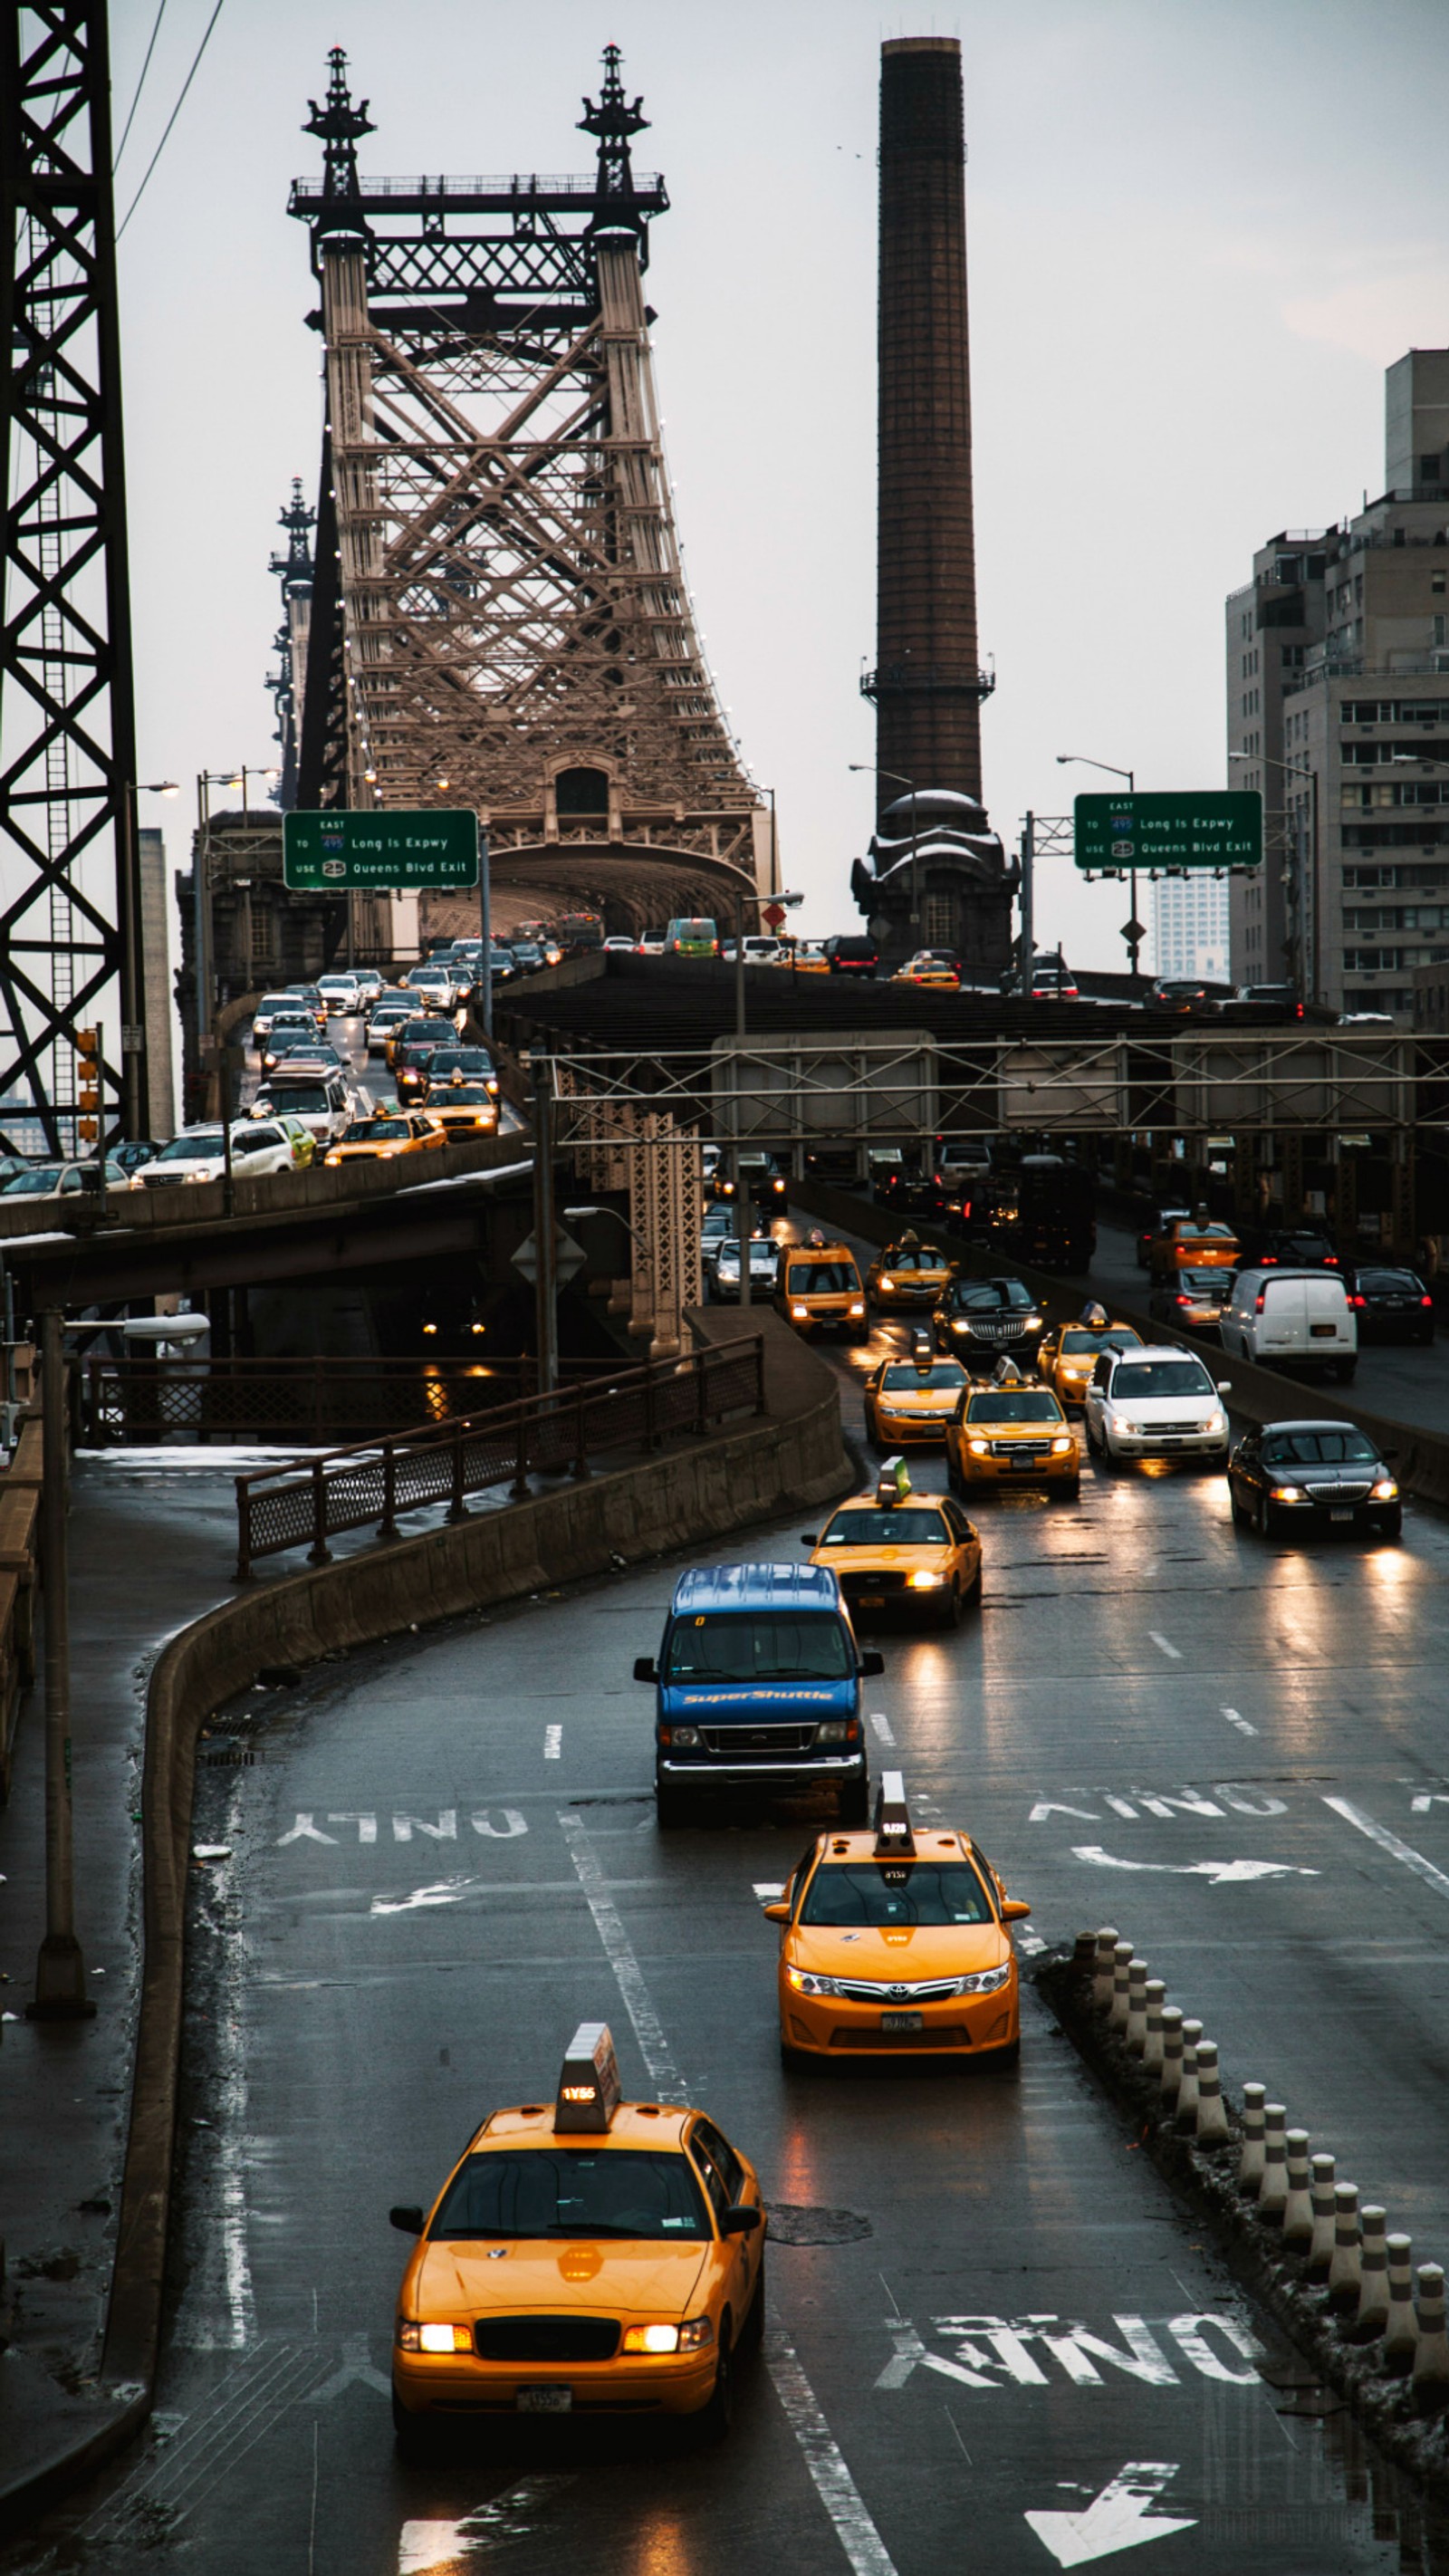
1071,1843,1317,1886
1025,2462,1195,2568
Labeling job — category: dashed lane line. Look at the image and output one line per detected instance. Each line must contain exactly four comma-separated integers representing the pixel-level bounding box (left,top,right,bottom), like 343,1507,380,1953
544,1725,562,1759
1147,1632,1182,1661
1221,1705,1258,1735
559,1812,687,2104
869,1713,896,1745
1324,1796,1449,1902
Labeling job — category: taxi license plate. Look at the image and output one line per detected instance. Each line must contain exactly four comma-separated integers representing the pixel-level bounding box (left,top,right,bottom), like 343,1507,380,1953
860,1593,885,1608
1330,1508,1353,1523
517,2387,572,2413
882,2011,923,2032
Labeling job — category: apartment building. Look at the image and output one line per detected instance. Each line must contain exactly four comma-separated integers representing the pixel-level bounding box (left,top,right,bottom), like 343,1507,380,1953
1153,872,1230,981
1226,350,1449,1018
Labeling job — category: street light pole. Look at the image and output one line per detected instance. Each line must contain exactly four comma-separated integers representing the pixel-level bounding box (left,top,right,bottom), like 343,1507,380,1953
531,1060,559,1395
27,1311,93,2020
1057,755,1139,979
478,830,494,1045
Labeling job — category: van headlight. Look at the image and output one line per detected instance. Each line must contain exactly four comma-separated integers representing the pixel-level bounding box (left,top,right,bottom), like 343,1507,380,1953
815,1719,851,1743
660,1724,700,1748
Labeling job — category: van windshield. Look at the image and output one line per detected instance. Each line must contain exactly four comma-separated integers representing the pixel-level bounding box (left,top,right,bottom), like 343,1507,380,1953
788,1262,859,1294
800,1862,992,1927
665,1612,853,1683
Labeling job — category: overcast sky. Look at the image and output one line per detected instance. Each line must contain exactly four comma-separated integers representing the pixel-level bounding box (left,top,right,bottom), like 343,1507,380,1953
112,0,1449,966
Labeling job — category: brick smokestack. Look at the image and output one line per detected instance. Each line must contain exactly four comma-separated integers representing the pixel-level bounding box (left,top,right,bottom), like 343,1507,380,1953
874,38,984,824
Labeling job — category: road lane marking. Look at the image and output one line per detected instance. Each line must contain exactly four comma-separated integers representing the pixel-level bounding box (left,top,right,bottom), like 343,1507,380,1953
1147,1632,1181,1661
1014,1927,1048,1956
1221,1705,1258,1735
398,2483,575,2575
544,1725,562,1759
1411,1792,1449,1812
559,1812,686,2103
1324,1796,1449,1901
869,1713,895,1745
754,1881,785,1900
1025,2462,1195,2568
1071,1845,1317,1885
765,2330,899,2576
881,2314,1260,2398
306,2329,389,2401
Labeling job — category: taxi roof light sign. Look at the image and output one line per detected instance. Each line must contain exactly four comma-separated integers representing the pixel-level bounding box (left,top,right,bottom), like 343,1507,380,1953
555,2021,622,2132
874,1769,916,1857
875,1454,912,1508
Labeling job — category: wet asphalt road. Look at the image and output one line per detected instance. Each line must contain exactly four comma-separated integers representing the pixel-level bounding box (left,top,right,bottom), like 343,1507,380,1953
11,1303,1449,2573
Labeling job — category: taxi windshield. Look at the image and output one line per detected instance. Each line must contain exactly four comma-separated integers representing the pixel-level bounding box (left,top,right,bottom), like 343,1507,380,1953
880,1364,964,1390
1262,1429,1379,1466
964,1392,1062,1424
429,2148,710,2241
820,1509,950,1545
885,1248,945,1272
1060,1328,1140,1353
349,1118,409,1140
1110,1361,1214,1399
788,1261,859,1294
801,1861,992,1927
665,1611,853,1683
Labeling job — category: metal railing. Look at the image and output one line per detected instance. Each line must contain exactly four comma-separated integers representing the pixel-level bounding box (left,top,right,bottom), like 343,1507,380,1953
81,1356,622,1448
233,1335,764,1578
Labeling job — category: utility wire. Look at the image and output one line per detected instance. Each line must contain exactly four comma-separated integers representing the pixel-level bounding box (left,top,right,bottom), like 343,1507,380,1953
116,0,225,241
113,0,168,171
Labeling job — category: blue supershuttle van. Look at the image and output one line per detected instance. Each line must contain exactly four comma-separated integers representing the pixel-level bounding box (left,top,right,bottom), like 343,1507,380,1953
634,1562,882,1827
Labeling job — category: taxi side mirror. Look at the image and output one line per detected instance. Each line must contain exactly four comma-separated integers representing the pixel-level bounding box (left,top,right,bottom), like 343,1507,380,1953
762,1901,790,1923
721,2204,763,2236
859,1650,886,1677
1001,1898,1032,1921
389,2204,425,2234
633,1656,657,1684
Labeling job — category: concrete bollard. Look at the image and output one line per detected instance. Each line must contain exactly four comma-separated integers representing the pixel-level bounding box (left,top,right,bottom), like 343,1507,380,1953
1281,2131,1314,2248
1175,2019,1203,2129
1412,2264,1449,2413
1237,2084,1267,2196
1257,2105,1289,2223
1092,1927,1120,2012
1194,2040,1230,2144
1350,2206,1389,2341
1072,1929,1099,1975
1383,2235,1417,2374
1125,1958,1149,2054
1108,1940,1134,2032
1142,1980,1166,2071
1327,2184,1362,2311
1305,2154,1338,2282
1159,2006,1185,2101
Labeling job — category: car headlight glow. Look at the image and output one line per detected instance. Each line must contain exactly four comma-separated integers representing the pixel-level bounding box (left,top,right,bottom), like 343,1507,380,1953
792,1303,809,1319
849,1301,865,1316
785,1966,842,1996
909,1570,944,1589
967,1437,989,1455
1270,1484,1305,1502
1371,1477,1399,1501
398,2319,472,2353
1051,1435,1075,1454
878,1276,895,1292
622,2321,682,2354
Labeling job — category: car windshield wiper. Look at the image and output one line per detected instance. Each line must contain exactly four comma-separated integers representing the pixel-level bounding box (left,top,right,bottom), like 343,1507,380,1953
541,2222,657,2238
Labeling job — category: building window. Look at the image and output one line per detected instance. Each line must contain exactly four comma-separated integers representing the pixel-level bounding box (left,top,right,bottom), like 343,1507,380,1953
250,909,274,965
553,765,610,817
926,892,955,948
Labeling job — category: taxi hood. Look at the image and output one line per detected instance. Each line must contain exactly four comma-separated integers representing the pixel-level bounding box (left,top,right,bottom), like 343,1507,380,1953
414,2237,709,2318
792,1922,1010,1976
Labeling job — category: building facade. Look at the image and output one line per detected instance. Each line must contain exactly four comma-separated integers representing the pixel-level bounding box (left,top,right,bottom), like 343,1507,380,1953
1228,351,1449,1019
1152,873,1229,982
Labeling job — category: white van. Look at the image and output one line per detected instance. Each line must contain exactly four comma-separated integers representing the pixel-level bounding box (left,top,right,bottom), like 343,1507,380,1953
1223,1267,1357,1382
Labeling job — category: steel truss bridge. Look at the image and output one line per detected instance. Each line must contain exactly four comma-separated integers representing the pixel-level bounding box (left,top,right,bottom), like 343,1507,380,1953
289,46,770,943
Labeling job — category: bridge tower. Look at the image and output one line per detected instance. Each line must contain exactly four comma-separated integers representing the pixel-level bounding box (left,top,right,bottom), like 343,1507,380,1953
289,47,770,941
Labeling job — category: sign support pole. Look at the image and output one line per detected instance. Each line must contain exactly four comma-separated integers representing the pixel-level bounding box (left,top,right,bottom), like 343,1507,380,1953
479,831,493,1044
531,1063,559,1395
28,1312,93,2021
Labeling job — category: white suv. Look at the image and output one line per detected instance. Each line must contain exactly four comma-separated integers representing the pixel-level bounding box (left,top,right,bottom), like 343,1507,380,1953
134,1121,312,1186
1083,1343,1231,1468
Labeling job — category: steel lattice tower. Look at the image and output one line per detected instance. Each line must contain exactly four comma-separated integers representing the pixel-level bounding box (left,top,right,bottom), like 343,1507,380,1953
290,47,769,933
0,3,145,1148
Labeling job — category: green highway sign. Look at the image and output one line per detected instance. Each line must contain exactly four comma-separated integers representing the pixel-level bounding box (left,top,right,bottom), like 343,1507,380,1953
283,809,479,891
1072,790,1262,873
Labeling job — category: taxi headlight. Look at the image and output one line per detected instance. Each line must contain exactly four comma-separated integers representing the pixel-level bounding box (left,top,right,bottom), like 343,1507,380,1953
878,1275,895,1292
959,1963,1012,1995
967,1437,990,1456
849,1301,865,1316
1050,1435,1075,1454
677,2315,715,2351
909,1570,944,1589
1371,1477,1399,1501
324,1151,342,1165
785,1966,842,1997
792,1303,810,1319
622,2322,681,2354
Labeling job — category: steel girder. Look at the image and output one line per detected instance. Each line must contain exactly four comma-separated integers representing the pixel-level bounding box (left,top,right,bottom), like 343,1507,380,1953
0,2,143,1149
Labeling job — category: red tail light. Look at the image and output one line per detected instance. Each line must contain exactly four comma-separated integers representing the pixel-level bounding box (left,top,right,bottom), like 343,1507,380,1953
1175,1294,1193,1307
1324,1255,1339,1265
1423,1295,1435,1309
1254,1291,1266,1313
1350,1294,1367,1309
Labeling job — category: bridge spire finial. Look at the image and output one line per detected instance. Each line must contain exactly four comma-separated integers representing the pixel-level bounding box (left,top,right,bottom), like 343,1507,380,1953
580,43,648,205
304,47,375,205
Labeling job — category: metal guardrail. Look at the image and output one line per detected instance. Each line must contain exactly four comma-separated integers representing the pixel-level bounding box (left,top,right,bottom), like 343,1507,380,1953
233,1336,765,1579
81,1356,623,1447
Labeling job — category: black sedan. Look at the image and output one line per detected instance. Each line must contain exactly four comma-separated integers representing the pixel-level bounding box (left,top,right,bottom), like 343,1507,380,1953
1246,1226,1343,1271
1346,1265,1436,1345
877,1168,951,1223
932,1274,1045,1366
1228,1419,1401,1542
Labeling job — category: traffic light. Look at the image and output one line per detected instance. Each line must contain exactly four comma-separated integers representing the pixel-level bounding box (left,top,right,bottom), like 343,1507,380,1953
76,1026,101,1143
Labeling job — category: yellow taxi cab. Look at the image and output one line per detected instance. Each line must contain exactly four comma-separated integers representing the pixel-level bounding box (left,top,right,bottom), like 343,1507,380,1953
786,940,830,973
1035,1304,1144,1408
863,1350,969,1447
805,1456,981,1624
763,1774,1030,2065
892,954,960,990
323,1109,447,1164
776,1235,868,1341
389,2023,763,2454
1147,1215,1240,1284
945,1363,1080,1498
865,1233,955,1313
425,1083,499,1139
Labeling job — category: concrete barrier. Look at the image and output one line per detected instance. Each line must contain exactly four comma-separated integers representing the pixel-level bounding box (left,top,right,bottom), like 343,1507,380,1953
74,1306,851,2505
789,1177,1449,1513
